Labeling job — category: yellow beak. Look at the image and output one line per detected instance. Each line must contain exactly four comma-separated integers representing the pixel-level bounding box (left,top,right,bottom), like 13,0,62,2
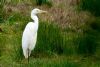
39,10,47,13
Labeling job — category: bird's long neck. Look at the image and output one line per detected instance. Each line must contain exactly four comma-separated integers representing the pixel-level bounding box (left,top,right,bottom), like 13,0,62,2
31,14,39,25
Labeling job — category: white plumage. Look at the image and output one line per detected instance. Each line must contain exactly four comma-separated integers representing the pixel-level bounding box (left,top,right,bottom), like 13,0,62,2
22,8,47,58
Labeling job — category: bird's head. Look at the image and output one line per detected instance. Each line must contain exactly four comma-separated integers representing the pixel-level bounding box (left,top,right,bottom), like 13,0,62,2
31,8,47,15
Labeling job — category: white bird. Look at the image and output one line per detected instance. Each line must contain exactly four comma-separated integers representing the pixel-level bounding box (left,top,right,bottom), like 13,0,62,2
22,8,47,59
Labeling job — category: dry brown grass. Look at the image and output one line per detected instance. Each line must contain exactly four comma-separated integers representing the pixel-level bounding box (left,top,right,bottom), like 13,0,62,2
3,0,91,31
40,0,91,31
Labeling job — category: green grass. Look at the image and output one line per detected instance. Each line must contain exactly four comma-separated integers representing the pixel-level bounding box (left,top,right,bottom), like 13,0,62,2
0,0,100,67
0,56,80,67
34,22,63,56
0,19,100,67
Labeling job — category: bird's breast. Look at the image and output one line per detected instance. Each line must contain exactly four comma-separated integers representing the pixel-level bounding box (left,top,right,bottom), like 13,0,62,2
26,22,38,33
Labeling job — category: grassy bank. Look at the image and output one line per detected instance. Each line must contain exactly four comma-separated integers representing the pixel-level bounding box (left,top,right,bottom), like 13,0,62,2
0,0,100,67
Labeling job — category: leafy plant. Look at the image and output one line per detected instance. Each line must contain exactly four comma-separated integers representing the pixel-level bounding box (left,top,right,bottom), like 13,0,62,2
36,0,52,7
80,0,100,16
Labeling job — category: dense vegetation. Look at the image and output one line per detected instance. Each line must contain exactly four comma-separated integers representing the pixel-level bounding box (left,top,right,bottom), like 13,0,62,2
80,0,100,16
79,0,100,55
0,0,100,67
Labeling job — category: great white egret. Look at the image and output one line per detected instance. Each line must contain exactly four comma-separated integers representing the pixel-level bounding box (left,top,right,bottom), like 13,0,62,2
22,8,47,59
